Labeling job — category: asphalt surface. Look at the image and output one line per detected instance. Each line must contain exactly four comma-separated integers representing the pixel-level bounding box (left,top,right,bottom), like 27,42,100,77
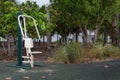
1,60,120,80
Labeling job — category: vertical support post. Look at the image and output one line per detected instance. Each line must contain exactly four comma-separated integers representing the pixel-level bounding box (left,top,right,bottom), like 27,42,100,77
46,5,51,49
17,12,22,66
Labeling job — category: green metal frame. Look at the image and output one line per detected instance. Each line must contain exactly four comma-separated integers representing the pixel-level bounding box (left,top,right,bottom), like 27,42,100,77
17,12,22,66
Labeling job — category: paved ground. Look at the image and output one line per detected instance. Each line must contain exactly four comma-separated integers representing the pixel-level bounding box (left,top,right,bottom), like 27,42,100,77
1,60,120,80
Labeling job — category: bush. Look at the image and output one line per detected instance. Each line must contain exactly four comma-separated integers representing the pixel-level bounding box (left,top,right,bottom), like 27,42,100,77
51,47,69,63
51,42,83,63
89,44,120,59
89,44,103,58
102,45,120,58
65,42,83,63
49,43,120,64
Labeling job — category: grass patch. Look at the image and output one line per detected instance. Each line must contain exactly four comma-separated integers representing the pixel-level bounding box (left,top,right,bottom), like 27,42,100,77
88,44,120,60
49,42,83,63
48,43,120,64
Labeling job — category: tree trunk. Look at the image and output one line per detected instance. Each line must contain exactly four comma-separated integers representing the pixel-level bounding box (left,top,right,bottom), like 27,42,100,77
75,31,79,43
2,35,17,56
7,37,11,56
94,25,99,44
46,5,51,49
61,34,66,45
112,19,119,46
47,32,51,48
2,42,7,55
103,26,107,45
80,27,89,46
57,33,59,42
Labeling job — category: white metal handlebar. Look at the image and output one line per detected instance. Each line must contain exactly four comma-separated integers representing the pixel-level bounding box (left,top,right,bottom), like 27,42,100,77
18,15,40,39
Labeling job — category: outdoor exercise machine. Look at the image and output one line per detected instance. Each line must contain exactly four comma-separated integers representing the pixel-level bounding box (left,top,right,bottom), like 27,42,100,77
17,15,42,67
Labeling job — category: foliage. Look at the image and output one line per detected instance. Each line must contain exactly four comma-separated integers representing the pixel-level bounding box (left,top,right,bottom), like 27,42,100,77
89,44,120,59
49,43,120,64
0,0,18,37
1,0,120,57
51,46,69,63
50,42,83,63
0,0,19,56
0,0,47,56
65,42,83,63
18,1,47,38
0,0,47,38
50,0,120,45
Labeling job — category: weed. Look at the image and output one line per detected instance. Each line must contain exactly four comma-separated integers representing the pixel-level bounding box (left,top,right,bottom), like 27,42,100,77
50,42,83,63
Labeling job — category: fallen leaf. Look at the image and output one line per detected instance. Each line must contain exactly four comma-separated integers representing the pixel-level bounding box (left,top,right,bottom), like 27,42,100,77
104,65,108,68
48,73,52,76
5,77,11,80
23,76,30,80
41,76,46,79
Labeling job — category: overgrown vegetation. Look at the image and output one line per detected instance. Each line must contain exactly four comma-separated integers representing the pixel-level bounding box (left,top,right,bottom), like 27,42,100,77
49,42,83,63
49,43,120,64
89,44,120,59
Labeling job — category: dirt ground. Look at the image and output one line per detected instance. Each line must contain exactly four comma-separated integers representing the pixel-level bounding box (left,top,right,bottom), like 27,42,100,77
0,42,57,62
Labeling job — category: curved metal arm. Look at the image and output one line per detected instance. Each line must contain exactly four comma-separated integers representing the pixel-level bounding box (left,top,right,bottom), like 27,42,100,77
18,15,40,39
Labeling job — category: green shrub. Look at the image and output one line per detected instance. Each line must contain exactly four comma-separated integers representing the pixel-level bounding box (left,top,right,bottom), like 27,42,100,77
51,42,83,63
89,44,120,59
49,43,120,64
65,42,83,63
52,47,69,63
102,45,120,58
89,45,103,58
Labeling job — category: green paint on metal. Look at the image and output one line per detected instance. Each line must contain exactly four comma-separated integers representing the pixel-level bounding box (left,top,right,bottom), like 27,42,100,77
17,12,22,66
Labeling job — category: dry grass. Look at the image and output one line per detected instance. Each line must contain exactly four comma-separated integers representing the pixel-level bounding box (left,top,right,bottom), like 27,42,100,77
48,43,120,64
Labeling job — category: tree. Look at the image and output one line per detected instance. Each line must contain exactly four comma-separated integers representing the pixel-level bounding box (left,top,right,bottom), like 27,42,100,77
0,0,47,56
0,0,18,56
51,0,120,46
51,0,81,43
18,1,47,38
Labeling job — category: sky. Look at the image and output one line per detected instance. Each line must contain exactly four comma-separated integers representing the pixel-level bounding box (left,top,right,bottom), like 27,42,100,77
17,0,50,7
